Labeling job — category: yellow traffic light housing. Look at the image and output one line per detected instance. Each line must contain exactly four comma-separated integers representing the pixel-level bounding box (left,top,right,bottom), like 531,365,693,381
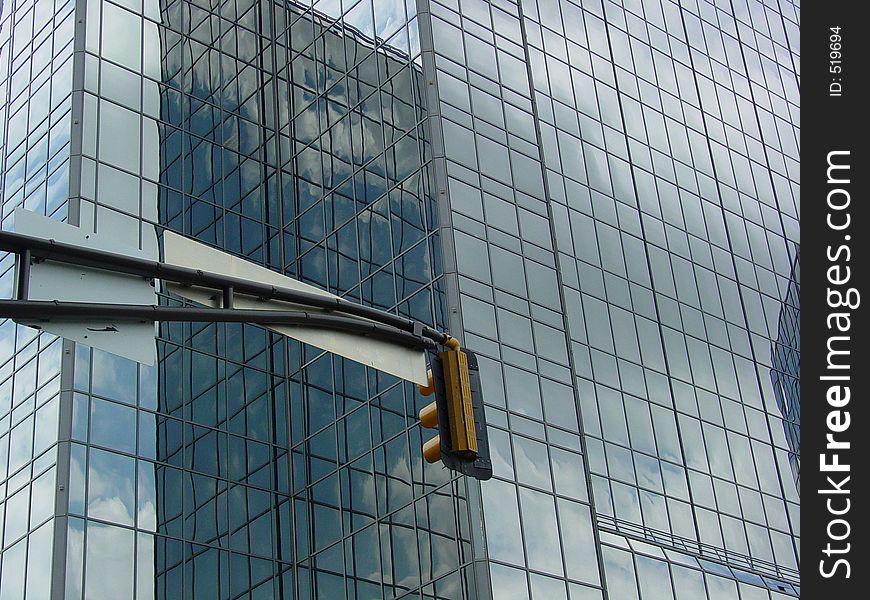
417,343,492,481
439,348,477,455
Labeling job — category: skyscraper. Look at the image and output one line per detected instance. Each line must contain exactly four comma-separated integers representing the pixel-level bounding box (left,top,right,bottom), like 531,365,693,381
0,0,799,598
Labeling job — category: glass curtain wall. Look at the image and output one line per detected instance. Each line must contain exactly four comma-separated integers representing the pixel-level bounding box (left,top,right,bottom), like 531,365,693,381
418,0,800,598
0,0,800,599
2,0,479,598
0,0,75,597
65,0,477,598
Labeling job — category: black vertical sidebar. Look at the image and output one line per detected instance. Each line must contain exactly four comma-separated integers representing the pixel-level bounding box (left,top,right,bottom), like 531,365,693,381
803,3,868,598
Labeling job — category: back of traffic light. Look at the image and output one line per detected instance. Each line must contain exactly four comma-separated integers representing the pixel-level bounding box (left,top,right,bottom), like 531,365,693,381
418,340,492,481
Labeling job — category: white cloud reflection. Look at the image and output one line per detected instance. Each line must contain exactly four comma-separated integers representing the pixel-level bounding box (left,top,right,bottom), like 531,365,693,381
84,521,135,600
314,0,419,56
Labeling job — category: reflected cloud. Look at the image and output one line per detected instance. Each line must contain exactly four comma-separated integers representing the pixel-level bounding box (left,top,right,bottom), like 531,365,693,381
84,521,135,600
480,479,524,566
87,448,136,526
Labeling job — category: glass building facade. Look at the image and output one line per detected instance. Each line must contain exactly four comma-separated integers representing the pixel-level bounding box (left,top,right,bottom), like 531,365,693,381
769,251,798,488
0,0,799,599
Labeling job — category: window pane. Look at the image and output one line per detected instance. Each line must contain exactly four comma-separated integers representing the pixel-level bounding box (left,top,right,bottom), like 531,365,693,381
85,521,135,600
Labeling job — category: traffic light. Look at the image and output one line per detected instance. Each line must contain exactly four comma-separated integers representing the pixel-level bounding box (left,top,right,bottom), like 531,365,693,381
418,344,492,481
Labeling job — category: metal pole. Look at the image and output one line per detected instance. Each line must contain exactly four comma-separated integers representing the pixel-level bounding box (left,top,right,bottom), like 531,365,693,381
0,230,449,345
0,300,437,350
16,249,31,300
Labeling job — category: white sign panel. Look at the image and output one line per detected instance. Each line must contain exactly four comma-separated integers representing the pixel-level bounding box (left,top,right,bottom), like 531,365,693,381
13,208,158,365
163,231,429,385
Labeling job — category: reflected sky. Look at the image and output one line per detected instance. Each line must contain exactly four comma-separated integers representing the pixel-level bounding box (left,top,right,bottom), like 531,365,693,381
84,521,135,600
87,448,136,526
312,0,419,57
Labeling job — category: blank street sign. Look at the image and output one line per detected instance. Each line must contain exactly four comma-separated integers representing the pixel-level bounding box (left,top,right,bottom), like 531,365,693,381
9,209,429,384
13,208,158,365
163,231,428,385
